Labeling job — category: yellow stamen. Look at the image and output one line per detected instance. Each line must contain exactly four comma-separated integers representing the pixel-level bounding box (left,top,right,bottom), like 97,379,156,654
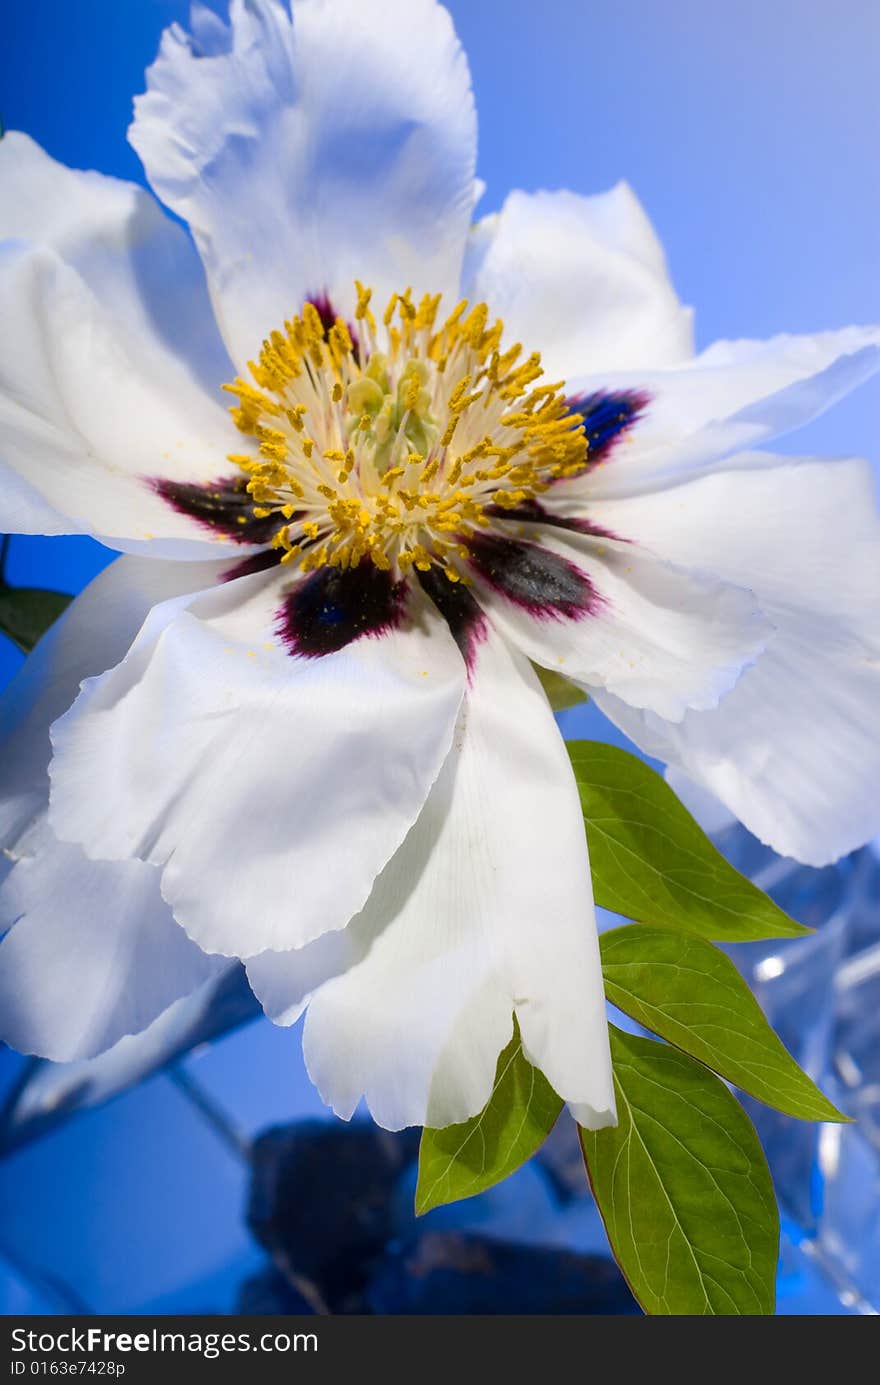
223,284,587,578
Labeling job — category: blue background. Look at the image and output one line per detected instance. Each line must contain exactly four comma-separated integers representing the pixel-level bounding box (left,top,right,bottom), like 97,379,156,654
1,0,877,1314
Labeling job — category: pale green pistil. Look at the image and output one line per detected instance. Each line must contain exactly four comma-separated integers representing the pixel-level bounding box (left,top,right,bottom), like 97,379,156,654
346,353,439,473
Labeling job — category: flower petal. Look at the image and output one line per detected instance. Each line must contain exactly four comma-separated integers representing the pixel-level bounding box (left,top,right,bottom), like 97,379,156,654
0,131,232,402
558,327,880,502
253,619,614,1132
245,927,350,1031
4,966,246,1123
589,454,880,864
49,571,466,957
0,241,242,554
130,0,477,369
462,184,694,380
0,822,223,1062
0,553,227,857
465,525,769,721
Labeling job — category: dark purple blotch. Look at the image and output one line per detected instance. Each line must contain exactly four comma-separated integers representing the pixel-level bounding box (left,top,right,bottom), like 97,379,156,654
466,533,599,621
279,563,408,657
222,548,285,583
564,389,649,472
417,566,487,672
485,498,621,541
152,475,289,546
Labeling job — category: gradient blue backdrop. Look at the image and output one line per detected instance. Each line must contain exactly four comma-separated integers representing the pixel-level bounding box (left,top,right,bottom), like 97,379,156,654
1,0,877,1315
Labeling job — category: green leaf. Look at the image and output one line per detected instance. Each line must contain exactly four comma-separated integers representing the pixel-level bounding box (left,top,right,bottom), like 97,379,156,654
601,924,846,1122
416,1025,563,1215
0,585,71,653
580,1026,778,1315
569,740,808,941
533,663,587,711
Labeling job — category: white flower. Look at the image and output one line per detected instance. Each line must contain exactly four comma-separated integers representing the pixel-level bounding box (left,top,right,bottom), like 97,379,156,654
0,0,878,1130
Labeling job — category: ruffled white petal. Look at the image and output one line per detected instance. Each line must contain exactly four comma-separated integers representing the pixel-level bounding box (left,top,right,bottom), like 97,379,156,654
0,553,229,1061
468,526,770,721
664,768,737,839
557,327,880,503
589,453,880,864
0,553,227,856
0,821,223,1062
0,131,231,402
252,625,614,1132
245,929,346,1033
130,0,477,369
48,573,466,958
462,184,694,380
5,966,242,1120
0,242,241,554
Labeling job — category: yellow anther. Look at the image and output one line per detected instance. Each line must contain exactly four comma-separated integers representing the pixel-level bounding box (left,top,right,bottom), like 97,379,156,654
439,417,458,449
447,374,472,413
355,281,373,319
331,318,353,355
222,282,586,583
302,302,324,338
463,302,488,347
415,293,441,332
444,299,468,330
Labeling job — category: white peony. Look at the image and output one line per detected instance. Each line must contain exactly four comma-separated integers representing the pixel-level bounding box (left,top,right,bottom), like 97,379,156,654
1,0,878,1132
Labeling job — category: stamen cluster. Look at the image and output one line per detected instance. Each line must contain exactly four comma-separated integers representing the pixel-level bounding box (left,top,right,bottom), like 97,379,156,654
224,285,588,581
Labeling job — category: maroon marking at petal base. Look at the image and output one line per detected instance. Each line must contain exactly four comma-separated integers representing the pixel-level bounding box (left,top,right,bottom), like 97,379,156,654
561,389,650,476
152,475,290,546
278,563,408,657
485,498,622,541
222,548,285,582
466,533,600,621
417,566,487,674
